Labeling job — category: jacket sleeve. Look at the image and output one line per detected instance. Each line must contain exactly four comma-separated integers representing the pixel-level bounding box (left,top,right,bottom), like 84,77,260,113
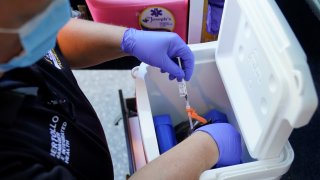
0,156,77,180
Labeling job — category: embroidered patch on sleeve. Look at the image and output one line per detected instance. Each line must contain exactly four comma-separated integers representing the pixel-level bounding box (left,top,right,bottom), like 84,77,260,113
44,49,63,69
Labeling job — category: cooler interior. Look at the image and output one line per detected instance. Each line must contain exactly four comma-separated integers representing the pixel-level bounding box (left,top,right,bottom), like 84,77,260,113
143,55,255,164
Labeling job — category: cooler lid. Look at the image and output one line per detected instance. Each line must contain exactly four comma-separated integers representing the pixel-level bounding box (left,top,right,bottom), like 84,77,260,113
215,0,318,159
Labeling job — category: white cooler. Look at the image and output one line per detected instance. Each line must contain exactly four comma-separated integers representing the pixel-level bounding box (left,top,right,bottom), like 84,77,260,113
129,0,318,179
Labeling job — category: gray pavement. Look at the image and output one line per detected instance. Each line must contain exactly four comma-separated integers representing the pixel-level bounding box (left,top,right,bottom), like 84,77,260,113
73,70,134,180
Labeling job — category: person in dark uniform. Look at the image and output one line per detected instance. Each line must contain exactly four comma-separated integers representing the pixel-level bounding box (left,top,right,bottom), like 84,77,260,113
0,0,241,179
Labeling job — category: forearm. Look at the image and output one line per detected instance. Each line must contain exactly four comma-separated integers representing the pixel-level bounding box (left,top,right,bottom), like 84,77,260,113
129,131,219,180
57,18,128,68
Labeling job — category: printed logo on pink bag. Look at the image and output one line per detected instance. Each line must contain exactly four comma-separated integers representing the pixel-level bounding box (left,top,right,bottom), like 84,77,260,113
139,7,175,32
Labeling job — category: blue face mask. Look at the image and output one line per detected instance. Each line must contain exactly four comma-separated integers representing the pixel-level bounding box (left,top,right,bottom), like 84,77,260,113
0,0,71,72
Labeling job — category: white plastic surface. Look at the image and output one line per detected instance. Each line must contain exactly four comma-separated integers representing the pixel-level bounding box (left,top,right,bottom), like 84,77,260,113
133,41,294,178
215,0,318,159
200,143,294,180
188,0,205,44
133,64,160,162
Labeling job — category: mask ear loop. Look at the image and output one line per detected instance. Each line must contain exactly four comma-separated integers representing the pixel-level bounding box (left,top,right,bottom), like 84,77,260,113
0,10,43,34
0,28,20,34
0,0,58,35
0,0,59,58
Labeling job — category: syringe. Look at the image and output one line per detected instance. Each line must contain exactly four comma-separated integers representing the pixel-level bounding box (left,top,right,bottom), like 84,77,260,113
177,57,194,130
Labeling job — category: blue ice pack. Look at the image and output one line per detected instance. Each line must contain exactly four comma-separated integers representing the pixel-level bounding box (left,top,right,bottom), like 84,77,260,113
153,114,177,154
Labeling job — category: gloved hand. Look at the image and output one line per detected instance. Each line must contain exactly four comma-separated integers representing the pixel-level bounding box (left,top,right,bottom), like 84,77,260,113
121,28,194,81
206,0,225,35
195,123,242,167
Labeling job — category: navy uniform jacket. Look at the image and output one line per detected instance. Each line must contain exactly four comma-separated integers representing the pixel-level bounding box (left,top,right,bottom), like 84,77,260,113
0,46,114,179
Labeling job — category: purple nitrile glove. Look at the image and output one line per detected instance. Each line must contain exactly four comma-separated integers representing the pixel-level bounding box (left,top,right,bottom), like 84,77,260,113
206,0,225,35
195,123,241,168
121,28,194,81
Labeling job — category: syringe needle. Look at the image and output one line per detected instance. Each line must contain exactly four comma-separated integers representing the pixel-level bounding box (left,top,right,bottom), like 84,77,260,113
177,57,193,130
185,95,194,130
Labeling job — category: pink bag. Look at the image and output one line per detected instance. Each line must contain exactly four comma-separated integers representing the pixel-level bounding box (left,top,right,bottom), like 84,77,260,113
85,0,189,42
